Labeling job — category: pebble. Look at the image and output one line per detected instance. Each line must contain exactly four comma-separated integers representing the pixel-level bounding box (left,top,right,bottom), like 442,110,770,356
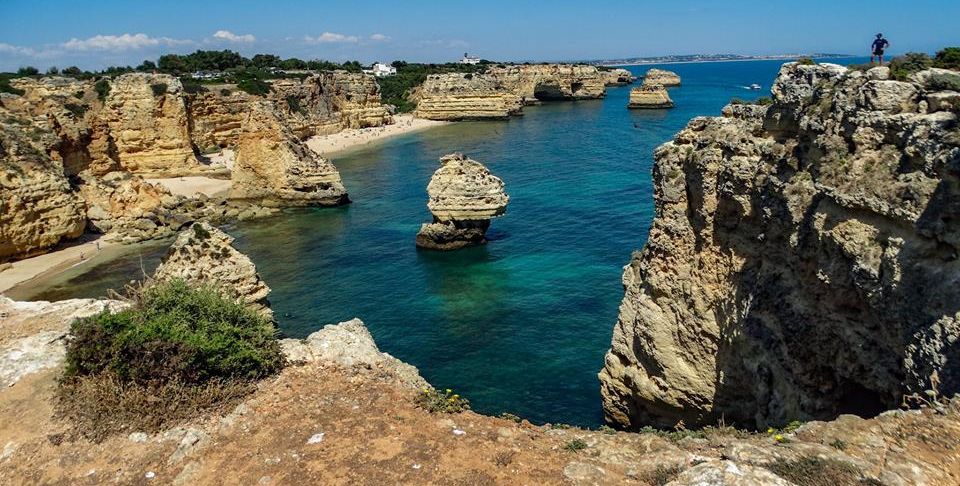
145,471,156,480
307,433,325,444
453,429,466,436
412,464,422,470
128,432,149,443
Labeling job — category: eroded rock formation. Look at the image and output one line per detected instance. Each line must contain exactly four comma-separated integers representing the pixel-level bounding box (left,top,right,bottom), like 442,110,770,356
152,222,271,315
642,68,681,87
603,68,637,86
231,101,348,206
0,110,86,261
416,153,509,250
415,73,523,120
627,84,674,109
600,63,960,430
486,64,607,104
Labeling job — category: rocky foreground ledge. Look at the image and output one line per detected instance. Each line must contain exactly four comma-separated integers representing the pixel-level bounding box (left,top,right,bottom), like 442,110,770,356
2,223,960,484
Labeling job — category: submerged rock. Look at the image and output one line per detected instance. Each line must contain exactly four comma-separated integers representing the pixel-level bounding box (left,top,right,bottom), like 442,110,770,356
415,153,509,250
642,68,681,87
627,84,674,109
152,222,272,315
600,62,960,430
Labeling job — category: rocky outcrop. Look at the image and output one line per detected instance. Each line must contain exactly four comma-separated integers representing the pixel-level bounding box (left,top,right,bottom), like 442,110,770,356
269,72,392,138
603,68,636,86
0,110,86,262
600,63,960,430
152,222,271,314
642,68,681,87
416,153,509,250
486,64,607,104
627,84,674,109
102,74,202,176
415,73,523,120
281,319,428,389
231,102,348,206
187,89,249,150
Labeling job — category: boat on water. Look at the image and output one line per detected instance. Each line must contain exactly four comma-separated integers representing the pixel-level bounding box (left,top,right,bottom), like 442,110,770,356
749,83,762,90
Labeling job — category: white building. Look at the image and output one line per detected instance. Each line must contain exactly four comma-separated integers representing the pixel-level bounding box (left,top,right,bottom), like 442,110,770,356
458,52,481,65
365,62,397,77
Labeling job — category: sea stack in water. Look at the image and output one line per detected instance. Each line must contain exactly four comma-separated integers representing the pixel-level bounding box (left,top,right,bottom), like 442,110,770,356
642,68,681,87
627,84,674,109
416,153,509,250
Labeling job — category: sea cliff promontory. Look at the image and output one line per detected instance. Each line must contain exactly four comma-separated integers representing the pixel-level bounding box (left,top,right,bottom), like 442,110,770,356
600,62,960,430
415,73,523,120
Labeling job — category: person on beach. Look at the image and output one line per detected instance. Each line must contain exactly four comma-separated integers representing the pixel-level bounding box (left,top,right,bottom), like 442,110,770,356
871,33,890,65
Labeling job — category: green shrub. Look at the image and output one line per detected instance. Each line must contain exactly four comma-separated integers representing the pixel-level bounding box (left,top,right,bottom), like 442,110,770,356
17,66,39,76
94,78,111,101
286,95,306,114
414,387,470,413
181,78,207,94
933,47,960,70
889,52,933,81
220,88,232,96
63,278,284,385
0,76,24,96
730,97,772,106
927,73,960,91
562,438,588,452
237,78,271,96
150,82,168,96
63,103,89,119
73,90,85,99
797,57,816,66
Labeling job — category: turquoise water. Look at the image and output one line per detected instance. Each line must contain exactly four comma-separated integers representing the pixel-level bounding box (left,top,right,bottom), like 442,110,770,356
21,59,866,426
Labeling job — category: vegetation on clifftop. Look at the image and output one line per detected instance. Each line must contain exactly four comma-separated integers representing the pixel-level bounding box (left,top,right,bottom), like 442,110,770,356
378,60,494,112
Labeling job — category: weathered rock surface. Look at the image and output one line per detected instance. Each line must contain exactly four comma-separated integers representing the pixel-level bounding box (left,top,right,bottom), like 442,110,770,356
281,318,428,389
642,68,681,87
152,222,271,314
486,64,607,104
600,62,960,430
269,71,393,138
0,111,86,261
627,84,674,109
416,153,509,250
415,73,523,120
603,68,637,86
102,74,201,176
231,101,348,206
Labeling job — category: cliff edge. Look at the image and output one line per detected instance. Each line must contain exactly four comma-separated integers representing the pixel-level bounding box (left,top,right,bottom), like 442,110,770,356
600,62,960,430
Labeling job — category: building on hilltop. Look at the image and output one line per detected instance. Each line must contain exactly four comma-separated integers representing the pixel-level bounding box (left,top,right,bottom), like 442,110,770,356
364,62,397,77
458,53,481,65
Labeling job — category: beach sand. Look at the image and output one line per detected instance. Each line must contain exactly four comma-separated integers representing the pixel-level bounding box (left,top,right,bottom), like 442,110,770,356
147,176,232,198
306,114,446,157
0,236,116,296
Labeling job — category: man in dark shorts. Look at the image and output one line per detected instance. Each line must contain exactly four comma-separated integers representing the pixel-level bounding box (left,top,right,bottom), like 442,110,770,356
871,33,890,65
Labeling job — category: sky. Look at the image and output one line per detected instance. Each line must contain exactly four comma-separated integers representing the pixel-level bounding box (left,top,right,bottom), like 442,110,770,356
2,0,959,71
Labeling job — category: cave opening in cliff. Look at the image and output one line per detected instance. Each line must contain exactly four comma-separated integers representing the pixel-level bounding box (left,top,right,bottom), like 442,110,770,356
836,382,889,419
533,82,566,101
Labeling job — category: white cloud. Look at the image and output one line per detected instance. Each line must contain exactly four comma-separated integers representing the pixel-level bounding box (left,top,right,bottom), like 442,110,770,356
212,30,256,43
0,43,36,56
369,33,390,42
305,32,360,44
62,33,191,51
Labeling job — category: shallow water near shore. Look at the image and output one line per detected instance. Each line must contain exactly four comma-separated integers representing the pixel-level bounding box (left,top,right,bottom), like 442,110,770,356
18,58,867,426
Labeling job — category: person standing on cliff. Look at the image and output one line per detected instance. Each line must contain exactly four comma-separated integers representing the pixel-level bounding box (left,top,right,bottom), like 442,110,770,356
871,33,890,65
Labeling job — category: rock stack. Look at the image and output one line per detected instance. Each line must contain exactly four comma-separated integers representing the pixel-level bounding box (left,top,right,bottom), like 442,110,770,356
603,68,637,86
415,153,509,250
627,84,674,109
152,222,272,316
642,68,681,87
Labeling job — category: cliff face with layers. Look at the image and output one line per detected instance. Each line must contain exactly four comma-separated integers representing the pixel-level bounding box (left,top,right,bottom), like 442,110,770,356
269,71,392,138
415,73,524,120
603,68,637,86
642,68,681,87
627,84,674,109
600,63,960,430
485,64,607,104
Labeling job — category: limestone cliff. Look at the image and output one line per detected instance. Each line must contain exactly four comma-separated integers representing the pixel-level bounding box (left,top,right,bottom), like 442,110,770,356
152,222,272,315
0,110,86,261
268,71,392,138
102,74,201,176
600,63,960,430
231,101,348,206
486,64,607,104
603,68,636,86
415,73,523,120
416,153,509,250
627,84,674,109
642,68,681,87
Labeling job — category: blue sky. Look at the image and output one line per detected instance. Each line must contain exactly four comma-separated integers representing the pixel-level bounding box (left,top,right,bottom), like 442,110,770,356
2,0,958,71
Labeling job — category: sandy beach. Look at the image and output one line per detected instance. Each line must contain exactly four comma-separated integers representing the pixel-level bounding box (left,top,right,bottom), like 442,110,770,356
146,176,232,198
0,236,116,296
306,114,447,157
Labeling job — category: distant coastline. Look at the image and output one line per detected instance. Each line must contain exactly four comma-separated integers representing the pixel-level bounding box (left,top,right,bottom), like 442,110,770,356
582,53,856,67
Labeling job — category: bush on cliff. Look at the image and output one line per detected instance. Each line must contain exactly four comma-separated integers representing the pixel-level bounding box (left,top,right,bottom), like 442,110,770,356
57,279,284,440
933,47,960,70
889,52,933,81
149,82,168,97
94,78,110,101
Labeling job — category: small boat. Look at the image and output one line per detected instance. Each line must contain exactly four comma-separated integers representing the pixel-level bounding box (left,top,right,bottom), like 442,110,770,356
749,83,762,90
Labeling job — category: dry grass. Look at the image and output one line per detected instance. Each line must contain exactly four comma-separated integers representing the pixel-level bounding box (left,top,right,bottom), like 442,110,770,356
55,373,256,442
636,465,685,486
765,457,874,486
